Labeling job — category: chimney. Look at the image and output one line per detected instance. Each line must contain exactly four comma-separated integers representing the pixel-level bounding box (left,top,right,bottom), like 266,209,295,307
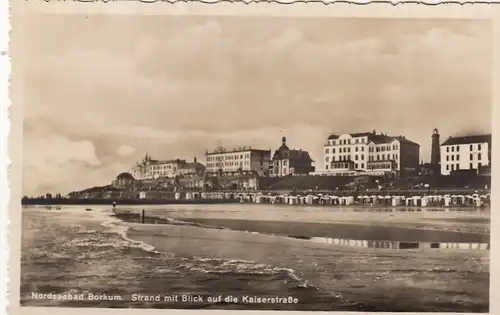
282,136,287,145
194,157,197,163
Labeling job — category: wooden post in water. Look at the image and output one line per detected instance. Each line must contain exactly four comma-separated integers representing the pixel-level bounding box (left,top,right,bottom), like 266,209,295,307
141,209,145,224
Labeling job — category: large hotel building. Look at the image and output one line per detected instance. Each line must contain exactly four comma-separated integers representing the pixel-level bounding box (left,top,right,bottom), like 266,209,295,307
440,134,491,176
205,146,271,176
322,130,420,176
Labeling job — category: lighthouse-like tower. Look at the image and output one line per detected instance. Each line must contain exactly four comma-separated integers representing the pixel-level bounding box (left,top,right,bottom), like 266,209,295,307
431,128,441,165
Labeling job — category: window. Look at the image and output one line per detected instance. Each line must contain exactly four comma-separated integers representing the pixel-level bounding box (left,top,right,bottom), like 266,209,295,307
332,156,336,161
446,165,449,171
446,147,449,152
470,144,473,151
355,155,358,160
470,163,473,169
355,147,359,152
377,155,380,161
348,148,351,153
362,147,365,152
451,147,455,152
456,163,459,170
361,154,364,160
325,165,329,170
457,146,460,152
348,155,351,160
355,163,358,169
361,163,364,168
456,155,459,160
325,156,329,162
470,153,473,160
395,163,398,169
478,144,482,150
355,139,359,144
333,148,336,154
451,155,454,161
451,165,454,171
325,149,329,154
478,153,482,160
382,154,385,160
478,162,482,168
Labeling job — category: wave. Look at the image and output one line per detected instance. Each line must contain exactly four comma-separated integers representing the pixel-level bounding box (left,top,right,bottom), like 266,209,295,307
86,209,320,292
81,208,162,254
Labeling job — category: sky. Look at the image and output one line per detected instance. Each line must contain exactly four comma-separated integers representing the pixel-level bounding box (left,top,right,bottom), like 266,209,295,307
21,14,492,196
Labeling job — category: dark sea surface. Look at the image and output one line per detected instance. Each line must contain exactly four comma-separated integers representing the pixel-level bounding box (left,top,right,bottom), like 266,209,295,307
20,205,489,312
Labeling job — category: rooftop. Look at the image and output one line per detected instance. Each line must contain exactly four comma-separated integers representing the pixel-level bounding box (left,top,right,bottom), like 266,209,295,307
441,134,492,146
326,131,419,146
116,172,134,180
206,146,270,155
149,159,186,165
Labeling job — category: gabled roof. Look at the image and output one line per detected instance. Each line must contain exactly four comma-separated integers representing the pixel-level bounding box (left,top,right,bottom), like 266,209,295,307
273,148,313,162
441,135,492,146
326,132,419,146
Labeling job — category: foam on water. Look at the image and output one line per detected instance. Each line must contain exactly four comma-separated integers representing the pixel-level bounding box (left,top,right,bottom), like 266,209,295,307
93,209,161,254
86,208,312,287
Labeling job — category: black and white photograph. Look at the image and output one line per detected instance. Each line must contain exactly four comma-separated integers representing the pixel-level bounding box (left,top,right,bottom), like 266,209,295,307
14,4,493,313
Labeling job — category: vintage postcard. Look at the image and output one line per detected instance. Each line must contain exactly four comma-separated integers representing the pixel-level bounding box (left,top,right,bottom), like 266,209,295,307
6,1,500,315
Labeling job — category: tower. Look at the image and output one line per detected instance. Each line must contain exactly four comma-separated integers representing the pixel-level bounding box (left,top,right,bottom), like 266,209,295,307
282,136,286,146
431,128,440,165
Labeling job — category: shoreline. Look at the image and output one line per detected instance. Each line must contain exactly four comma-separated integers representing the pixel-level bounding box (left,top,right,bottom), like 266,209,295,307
114,211,490,243
20,199,239,206
123,223,488,312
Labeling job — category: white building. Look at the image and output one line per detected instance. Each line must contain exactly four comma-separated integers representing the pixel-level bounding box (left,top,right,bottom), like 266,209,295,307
322,130,420,176
145,159,187,179
205,146,271,176
440,134,492,175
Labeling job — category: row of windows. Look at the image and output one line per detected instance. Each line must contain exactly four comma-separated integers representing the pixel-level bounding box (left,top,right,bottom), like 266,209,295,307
206,161,250,168
367,162,394,170
371,144,398,152
325,146,365,154
445,153,483,162
325,153,399,162
328,138,368,146
274,160,288,166
150,165,176,170
445,163,482,171
325,144,400,154
325,162,399,170
445,144,483,153
207,154,251,162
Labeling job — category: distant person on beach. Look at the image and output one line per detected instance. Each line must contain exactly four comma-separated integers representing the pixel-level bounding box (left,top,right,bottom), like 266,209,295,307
112,202,116,212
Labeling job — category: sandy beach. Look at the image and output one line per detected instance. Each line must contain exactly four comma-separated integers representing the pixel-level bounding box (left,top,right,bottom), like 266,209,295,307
125,221,489,312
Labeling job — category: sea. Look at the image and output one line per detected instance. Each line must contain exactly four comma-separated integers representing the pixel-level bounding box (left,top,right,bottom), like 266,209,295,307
20,205,489,312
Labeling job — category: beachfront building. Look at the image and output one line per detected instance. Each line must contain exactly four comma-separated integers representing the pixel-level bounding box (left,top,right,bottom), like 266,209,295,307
112,172,135,188
205,146,271,177
144,158,187,179
132,154,207,180
176,158,206,176
321,130,420,177
440,134,492,176
270,137,315,177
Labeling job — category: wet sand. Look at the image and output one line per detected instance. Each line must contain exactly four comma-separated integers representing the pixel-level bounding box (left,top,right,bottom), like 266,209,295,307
168,217,489,243
125,222,489,312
